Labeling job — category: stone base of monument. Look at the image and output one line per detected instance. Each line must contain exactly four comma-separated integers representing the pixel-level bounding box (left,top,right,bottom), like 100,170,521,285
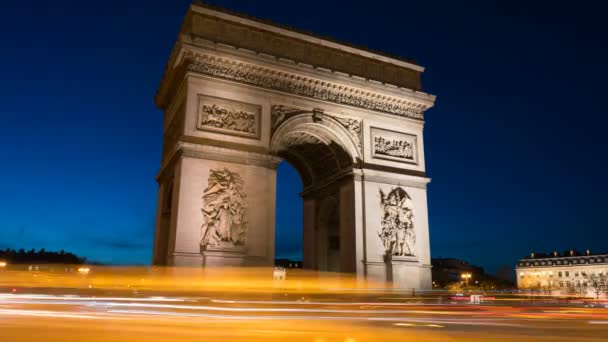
200,242,248,267
385,254,422,289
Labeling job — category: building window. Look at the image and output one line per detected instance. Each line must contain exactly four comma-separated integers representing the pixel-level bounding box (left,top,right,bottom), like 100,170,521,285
582,272,586,277
566,281,571,288
575,272,579,277
565,271,570,277
558,271,562,277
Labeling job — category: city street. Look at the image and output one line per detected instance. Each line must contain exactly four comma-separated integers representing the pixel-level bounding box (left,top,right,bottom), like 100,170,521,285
0,289,607,341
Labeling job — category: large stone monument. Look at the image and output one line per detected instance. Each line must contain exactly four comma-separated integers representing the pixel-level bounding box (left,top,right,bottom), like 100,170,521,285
152,3,436,289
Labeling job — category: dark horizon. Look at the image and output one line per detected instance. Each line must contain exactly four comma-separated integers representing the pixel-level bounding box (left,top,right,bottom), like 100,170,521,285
2,0,607,274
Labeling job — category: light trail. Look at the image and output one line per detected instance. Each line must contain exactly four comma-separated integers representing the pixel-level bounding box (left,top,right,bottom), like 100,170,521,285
105,309,527,327
1,267,607,341
0,294,187,302
211,299,450,306
85,301,492,315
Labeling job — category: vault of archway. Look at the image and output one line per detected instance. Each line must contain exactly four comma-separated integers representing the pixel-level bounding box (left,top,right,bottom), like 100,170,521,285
270,113,360,189
275,130,353,189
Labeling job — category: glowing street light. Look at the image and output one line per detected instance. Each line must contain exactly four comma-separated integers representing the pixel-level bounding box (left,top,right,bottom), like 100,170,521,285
0,261,7,268
461,273,472,287
77,267,90,275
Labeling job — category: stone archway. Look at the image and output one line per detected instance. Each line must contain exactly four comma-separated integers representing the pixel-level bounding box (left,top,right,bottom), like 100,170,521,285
269,109,360,273
152,4,436,289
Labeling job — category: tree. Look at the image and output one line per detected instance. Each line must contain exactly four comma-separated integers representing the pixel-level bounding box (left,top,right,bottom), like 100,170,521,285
584,273,607,299
446,282,464,293
542,278,560,296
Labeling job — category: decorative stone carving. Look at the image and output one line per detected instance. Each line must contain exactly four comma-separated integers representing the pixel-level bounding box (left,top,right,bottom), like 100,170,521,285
197,95,261,139
184,54,427,121
282,131,323,147
271,105,307,134
200,168,248,249
378,187,416,257
371,127,417,164
330,115,361,149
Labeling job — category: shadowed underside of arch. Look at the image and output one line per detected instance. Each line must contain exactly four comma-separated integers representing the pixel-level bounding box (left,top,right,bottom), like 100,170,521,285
270,115,358,190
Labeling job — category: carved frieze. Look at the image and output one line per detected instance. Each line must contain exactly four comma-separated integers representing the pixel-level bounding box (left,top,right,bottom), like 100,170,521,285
371,127,417,164
378,187,416,257
197,95,261,139
184,54,427,121
200,168,248,249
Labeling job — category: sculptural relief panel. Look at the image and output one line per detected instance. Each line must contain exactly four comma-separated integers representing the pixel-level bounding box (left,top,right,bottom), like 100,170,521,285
197,95,261,139
185,55,427,120
378,187,416,257
370,127,417,164
200,168,248,250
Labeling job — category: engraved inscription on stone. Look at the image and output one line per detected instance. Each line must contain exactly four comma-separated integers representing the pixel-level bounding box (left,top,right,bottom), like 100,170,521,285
371,127,417,164
200,168,248,249
378,187,416,257
197,95,261,139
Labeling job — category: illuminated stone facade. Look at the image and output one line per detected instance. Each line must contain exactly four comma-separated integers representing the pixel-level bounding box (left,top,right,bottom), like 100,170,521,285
516,251,608,297
152,3,436,289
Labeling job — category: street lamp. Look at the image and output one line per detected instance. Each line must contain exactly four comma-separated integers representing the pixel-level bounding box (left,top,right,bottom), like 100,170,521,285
461,273,472,288
0,261,7,268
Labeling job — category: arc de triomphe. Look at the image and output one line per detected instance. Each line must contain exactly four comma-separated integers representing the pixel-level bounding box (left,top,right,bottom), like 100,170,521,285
153,4,436,289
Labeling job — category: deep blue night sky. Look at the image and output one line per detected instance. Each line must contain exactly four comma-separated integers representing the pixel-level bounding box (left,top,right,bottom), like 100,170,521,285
1,0,607,273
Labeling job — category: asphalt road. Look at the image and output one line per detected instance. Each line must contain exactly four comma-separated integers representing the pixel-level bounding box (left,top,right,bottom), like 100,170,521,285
1,292,607,341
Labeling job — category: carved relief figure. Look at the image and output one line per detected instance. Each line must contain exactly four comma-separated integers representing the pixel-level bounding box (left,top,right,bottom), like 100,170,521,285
371,128,417,164
197,96,260,138
378,187,416,257
374,136,414,160
201,168,247,248
331,116,362,149
270,105,307,134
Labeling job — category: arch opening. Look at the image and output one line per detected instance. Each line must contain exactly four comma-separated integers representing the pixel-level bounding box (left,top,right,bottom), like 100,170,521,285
272,116,357,273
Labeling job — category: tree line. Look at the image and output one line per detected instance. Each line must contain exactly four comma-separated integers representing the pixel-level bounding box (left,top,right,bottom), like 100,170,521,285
0,248,86,264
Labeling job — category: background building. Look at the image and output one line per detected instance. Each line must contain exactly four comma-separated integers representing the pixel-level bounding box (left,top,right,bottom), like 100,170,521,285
516,250,608,297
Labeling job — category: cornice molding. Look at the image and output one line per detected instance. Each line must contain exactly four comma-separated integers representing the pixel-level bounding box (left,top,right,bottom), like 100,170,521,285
173,51,431,121
179,142,282,169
